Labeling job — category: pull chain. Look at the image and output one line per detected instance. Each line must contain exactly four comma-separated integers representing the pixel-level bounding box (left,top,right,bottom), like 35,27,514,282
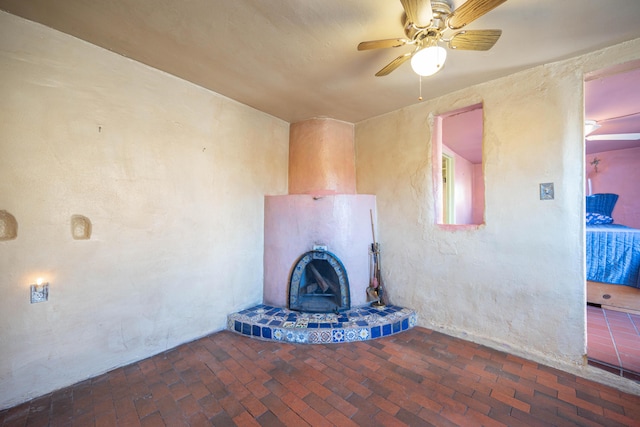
418,75,423,101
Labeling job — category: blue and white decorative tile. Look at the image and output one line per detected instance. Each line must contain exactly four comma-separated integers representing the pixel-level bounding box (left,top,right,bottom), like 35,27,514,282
272,328,285,341
294,331,308,343
344,329,360,342
409,312,418,327
357,328,369,340
331,329,345,343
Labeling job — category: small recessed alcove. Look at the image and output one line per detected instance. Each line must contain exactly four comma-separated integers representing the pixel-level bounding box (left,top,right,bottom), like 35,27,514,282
71,215,92,240
0,210,18,241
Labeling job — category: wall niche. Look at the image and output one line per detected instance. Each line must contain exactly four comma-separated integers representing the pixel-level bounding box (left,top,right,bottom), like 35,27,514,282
0,210,18,240
71,215,92,240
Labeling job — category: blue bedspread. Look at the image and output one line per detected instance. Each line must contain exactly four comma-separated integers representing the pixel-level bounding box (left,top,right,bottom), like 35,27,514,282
586,224,640,288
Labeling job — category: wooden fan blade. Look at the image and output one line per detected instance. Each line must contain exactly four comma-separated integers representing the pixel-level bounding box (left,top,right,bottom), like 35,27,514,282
449,29,502,51
400,0,433,27
375,52,413,76
447,0,508,30
358,38,408,51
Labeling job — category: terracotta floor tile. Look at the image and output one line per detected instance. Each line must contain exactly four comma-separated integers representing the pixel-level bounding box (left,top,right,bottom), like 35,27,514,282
588,306,640,378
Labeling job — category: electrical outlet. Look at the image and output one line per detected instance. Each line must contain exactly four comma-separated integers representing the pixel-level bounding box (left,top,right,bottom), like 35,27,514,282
540,183,554,200
30,283,49,303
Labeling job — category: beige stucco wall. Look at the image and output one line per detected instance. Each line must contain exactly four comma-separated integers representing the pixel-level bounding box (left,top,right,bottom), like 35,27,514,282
355,38,640,390
0,12,288,409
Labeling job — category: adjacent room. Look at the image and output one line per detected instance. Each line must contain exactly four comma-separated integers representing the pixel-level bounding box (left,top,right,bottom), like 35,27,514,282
584,62,640,377
2,0,640,425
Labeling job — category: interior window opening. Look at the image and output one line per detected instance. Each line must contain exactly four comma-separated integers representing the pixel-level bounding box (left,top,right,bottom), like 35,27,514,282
434,103,485,225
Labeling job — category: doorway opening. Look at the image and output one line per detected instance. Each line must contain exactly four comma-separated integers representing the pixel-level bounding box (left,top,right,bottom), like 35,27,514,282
584,59,640,378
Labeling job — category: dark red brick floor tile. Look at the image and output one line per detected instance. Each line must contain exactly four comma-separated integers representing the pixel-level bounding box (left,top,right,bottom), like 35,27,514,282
343,378,373,399
490,407,547,427
238,389,267,416
259,393,289,419
115,411,142,427
160,370,180,386
94,410,117,427
386,391,425,415
346,392,380,420
322,378,353,399
209,412,239,427
324,409,360,427
153,395,179,419
325,393,358,419
255,410,286,427
298,406,333,427
113,397,137,420
133,396,157,419
232,410,262,426
176,395,199,418
277,409,311,427
48,418,73,427
373,409,409,427
23,413,50,427
139,412,165,427
301,392,333,416
70,411,94,427
225,380,251,402
168,382,190,402
218,394,245,419
280,391,310,415
367,393,400,416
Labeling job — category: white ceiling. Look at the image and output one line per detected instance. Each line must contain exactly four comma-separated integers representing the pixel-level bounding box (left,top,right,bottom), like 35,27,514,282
2,0,640,126
585,63,640,154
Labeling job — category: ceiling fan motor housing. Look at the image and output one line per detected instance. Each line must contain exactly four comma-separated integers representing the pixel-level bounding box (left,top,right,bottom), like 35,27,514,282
404,0,452,41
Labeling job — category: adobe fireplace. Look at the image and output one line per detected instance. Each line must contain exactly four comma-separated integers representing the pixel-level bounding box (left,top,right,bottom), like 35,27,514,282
228,117,418,344
263,117,376,310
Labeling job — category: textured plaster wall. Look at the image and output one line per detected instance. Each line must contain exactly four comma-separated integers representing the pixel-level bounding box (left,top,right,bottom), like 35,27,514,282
355,39,640,382
0,12,288,409
586,147,640,228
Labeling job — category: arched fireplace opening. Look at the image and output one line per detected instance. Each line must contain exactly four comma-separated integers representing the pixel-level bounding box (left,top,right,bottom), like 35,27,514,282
289,250,350,313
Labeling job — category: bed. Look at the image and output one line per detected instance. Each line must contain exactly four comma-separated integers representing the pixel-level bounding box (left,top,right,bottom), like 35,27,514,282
586,193,640,313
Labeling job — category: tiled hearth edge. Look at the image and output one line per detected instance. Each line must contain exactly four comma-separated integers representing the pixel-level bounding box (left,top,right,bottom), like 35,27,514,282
227,304,417,344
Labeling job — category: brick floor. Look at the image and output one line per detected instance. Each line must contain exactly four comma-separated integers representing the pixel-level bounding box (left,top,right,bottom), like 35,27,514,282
1,327,640,426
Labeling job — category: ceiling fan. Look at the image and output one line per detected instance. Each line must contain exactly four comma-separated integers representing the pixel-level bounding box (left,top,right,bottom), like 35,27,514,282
585,114,640,141
358,0,508,77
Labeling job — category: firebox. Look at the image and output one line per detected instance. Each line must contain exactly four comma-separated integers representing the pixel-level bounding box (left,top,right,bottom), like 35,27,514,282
288,249,350,313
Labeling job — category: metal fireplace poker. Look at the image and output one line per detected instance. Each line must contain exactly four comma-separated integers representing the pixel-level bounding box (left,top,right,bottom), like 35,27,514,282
367,210,387,307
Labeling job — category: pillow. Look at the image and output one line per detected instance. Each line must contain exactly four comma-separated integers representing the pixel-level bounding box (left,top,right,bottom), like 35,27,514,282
586,193,618,217
586,212,613,225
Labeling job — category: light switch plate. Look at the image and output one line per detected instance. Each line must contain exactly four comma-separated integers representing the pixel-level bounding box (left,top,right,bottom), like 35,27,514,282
540,183,554,200
30,283,49,303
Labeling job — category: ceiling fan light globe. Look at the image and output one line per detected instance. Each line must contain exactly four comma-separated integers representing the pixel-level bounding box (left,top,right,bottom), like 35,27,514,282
411,46,447,76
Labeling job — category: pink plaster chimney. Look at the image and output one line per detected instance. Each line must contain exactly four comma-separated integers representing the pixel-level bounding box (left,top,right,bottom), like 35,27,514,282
263,118,376,308
288,118,356,195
